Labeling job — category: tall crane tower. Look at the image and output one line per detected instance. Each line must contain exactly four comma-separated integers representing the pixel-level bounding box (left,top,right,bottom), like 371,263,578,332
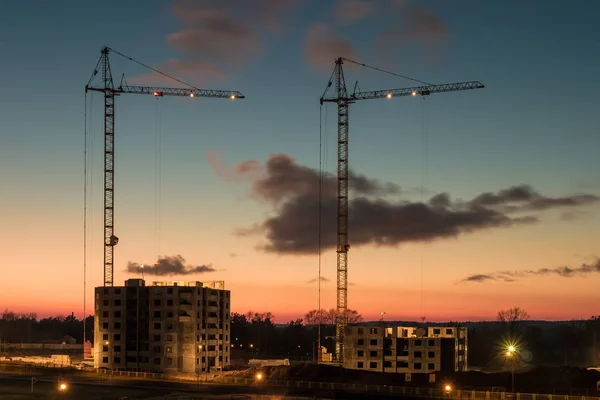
85,46,245,287
320,57,484,363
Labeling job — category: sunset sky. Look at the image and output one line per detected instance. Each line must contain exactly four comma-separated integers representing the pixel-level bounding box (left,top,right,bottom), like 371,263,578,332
2,0,600,323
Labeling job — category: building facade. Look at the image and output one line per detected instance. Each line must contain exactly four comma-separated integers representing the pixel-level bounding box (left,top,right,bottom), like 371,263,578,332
94,279,231,373
343,324,467,374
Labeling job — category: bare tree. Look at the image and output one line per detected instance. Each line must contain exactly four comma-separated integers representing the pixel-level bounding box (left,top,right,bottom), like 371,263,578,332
497,307,530,323
304,308,363,325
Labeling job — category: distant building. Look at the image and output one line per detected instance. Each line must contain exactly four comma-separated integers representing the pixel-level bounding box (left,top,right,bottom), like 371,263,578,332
94,279,231,373
343,324,467,374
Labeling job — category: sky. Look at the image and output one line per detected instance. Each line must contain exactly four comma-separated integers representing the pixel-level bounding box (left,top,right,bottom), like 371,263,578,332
1,0,600,323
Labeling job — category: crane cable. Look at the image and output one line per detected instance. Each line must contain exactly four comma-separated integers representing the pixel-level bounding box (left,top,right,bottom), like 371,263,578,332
154,98,163,262
420,96,430,323
318,103,323,357
342,58,433,86
83,91,88,343
83,90,96,342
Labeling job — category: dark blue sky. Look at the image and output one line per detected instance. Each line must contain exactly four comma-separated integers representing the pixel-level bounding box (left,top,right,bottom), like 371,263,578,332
2,1,600,320
2,0,599,198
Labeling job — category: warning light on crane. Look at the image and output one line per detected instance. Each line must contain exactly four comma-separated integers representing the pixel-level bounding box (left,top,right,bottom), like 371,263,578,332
230,95,236,99
412,91,417,96
189,93,195,98
153,91,163,97
386,93,392,99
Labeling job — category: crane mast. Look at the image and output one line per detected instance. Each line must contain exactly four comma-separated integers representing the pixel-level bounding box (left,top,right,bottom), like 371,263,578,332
86,46,244,287
320,57,484,363
334,59,350,362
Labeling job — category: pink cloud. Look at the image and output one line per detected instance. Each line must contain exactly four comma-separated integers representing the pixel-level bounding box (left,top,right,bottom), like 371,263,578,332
377,8,449,63
335,1,376,25
206,150,264,182
129,0,302,84
168,6,262,67
389,0,410,10
305,23,359,71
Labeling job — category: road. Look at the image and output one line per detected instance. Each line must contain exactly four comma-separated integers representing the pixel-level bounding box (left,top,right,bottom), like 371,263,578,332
0,372,403,399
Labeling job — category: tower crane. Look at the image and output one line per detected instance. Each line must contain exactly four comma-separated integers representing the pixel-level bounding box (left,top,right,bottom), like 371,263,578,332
85,46,245,287
320,57,484,363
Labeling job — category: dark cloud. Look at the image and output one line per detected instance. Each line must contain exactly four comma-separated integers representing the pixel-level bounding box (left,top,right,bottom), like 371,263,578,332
335,1,377,25
209,153,598,255
462,274,496,283
470,185,599,212
305,23,358,71
126,255,216,276
306,276,331,284
461,259,600,283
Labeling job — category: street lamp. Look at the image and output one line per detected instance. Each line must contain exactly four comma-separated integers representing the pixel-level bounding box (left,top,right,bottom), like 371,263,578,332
505,345,517,393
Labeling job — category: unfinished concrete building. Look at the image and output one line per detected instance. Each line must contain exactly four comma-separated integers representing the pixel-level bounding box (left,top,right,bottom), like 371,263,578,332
343,324,467,374
94,279,230,373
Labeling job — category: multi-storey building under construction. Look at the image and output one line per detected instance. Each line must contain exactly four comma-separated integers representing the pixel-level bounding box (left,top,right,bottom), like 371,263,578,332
343,324,467,374
94,279,231,373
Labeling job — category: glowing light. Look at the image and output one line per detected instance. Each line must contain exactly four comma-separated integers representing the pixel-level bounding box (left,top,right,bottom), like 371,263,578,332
445,385,452,392
256,373,263,380
230,95,236,100
190,93,195,98
506,350,512,357
153,92,159,96
412,91,417,96
386,93,392,99
59,383,67,391
508,345,516,353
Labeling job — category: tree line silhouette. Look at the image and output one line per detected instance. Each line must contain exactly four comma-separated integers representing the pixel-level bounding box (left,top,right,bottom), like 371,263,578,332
1,307,599,367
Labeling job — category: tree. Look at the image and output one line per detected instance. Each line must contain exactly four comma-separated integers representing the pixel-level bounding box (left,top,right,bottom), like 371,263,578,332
304,308,363,325
347,309,363,323
497,307,530,323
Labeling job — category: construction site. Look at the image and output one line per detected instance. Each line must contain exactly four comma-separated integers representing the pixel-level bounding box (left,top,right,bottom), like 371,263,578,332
77,46,484,372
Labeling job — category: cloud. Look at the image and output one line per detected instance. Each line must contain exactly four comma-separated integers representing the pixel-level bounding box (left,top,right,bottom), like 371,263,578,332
306,276,331,284
470,185,599,212
461,259,600,283
461,274,502,283
389,0,409,9
377,8,449,62
126,255,216,276
206,150,264,181
335,1,376,25
209,153,599,255
560,211,579,222
305,23,359,71
131,0,301,84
